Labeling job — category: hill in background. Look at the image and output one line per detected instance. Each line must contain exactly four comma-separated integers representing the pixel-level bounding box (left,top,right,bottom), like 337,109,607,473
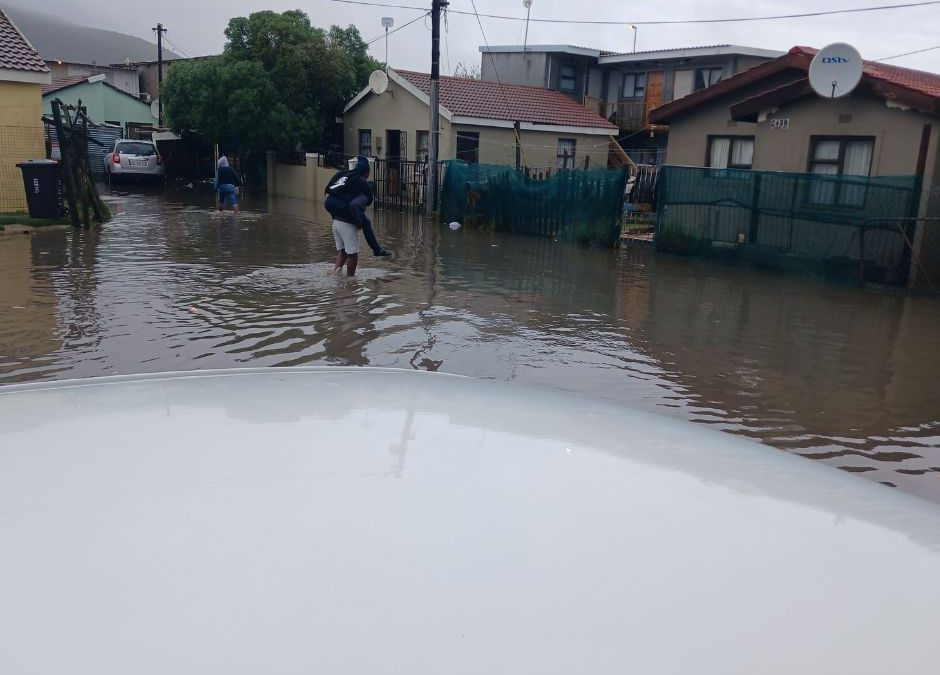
4,3,180,65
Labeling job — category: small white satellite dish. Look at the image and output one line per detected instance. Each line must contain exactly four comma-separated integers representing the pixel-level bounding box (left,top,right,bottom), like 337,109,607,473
369,70,389,95
382,16,395,29
809,43,863,99
150,99,160,120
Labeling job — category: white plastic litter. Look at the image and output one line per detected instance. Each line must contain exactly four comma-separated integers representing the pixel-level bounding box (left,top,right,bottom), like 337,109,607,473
449,222,461,230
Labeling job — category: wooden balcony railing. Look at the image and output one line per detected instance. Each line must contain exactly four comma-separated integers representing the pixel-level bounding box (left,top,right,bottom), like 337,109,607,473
582,97,668,132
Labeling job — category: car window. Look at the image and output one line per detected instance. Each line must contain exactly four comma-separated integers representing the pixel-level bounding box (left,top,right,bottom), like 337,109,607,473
116,142,157,156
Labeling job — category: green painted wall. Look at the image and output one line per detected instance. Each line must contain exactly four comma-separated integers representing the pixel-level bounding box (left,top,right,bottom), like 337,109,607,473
43,81,154,130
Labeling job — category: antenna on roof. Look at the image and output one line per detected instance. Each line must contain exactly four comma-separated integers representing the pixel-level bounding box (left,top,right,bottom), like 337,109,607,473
809,43,863,99
522,0,532,53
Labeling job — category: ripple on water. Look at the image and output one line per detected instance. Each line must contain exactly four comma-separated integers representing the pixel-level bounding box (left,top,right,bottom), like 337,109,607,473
0,193,938,501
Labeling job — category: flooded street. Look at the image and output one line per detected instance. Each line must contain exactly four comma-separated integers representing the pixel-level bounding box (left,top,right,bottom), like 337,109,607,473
2,189,939,501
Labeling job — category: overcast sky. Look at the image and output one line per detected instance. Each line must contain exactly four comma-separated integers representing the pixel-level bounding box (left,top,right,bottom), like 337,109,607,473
26,0,940,72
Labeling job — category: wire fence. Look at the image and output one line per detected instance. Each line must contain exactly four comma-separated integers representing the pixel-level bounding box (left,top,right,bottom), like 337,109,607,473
656,165,924,285
0,125,47,213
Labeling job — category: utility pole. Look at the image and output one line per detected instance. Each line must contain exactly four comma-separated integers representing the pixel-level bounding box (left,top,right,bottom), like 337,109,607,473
153,23,167,127
427,0,448,216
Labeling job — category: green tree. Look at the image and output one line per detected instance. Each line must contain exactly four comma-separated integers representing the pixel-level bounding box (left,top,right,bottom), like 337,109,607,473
162,10,379,176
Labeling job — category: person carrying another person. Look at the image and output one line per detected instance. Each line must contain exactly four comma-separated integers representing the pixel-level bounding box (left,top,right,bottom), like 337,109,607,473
324,157,391,270
216,155,241,214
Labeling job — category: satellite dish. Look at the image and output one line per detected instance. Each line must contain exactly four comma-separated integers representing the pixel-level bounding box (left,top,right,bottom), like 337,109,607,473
150,99,160,120
809,43,863,99
369,70,389,95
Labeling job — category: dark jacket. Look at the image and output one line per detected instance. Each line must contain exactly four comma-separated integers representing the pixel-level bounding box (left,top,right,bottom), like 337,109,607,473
324,170,373,225
218,166,241,186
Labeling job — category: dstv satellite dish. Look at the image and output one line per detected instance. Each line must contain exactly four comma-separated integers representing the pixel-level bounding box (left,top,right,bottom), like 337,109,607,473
809,43,863,99
369,70,389,95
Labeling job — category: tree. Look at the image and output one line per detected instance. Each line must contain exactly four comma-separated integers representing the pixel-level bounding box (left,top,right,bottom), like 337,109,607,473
453,62,481,79
162,10,378,175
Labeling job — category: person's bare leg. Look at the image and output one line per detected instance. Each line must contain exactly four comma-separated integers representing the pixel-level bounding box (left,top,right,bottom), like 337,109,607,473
346,253,359,277
233,203,240,214
334,251,348,273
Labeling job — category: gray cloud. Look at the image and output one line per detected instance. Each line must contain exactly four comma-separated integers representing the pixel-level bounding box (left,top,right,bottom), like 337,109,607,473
15,0,940,72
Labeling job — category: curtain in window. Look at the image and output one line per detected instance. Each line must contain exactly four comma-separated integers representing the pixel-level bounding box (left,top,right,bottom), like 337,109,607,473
841,140,873,205
731,139,754,168
809,163,838,204
843,141,873,175
709,137,731,169
813,140,840,161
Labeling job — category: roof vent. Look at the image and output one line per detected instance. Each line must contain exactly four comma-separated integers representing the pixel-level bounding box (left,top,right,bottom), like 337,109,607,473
838,113,853,124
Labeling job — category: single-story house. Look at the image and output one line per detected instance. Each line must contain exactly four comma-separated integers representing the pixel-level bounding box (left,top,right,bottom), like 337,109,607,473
42,74,156,137
649,46,940,289
342,69,619,172
0,8,51,213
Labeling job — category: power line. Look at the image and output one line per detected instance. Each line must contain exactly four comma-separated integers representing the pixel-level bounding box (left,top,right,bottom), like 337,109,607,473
319,0,940,26
877,44,940,60
161,36,194,59
364,11,429,45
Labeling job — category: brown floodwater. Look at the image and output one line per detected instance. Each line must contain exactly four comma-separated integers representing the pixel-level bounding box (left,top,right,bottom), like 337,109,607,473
2,188,939,501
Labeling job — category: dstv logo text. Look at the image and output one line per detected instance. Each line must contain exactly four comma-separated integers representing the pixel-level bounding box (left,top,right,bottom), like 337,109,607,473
822,56,851,63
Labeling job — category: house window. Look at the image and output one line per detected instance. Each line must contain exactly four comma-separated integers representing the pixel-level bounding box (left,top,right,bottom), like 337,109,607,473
707,136,754,169
622,72,646,99
694,67,723,91
560,63,577,91
358,129,372,156
556,138,576,170
807,136,874,206
456,131,480,163
417,131,429,162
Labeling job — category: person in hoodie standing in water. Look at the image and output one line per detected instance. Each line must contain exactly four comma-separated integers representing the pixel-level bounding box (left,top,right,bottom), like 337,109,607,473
324,156,390,276
216,155,241,214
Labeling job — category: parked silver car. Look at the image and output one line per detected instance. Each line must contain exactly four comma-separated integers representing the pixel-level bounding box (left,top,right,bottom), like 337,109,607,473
105,140,164,181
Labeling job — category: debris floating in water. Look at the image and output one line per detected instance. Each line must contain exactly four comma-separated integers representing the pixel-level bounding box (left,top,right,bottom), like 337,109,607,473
449,222,461,231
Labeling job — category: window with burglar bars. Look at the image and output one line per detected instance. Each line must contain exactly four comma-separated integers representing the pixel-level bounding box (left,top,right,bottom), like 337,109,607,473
556,139,576,171
358,129,372,157
807,136,874,207
417,131,429,162
706,136,754,170
456,132,479,164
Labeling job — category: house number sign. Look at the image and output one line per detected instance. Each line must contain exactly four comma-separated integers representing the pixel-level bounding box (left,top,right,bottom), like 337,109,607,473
769,118,790,129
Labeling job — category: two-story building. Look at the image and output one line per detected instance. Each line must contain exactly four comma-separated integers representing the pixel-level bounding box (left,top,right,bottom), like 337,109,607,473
480,44,783,164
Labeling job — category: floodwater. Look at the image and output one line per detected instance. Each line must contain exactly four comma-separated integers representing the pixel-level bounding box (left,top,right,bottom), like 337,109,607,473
2,188,939,502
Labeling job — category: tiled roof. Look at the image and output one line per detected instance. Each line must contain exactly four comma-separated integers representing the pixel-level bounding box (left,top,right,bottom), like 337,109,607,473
42,75,90,94
651,45,940,123
791,46,940,100
0,9,48,73
395,70,617,130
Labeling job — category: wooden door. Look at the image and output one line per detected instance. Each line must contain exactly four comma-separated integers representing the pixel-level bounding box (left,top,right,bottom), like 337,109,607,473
644,71,665,127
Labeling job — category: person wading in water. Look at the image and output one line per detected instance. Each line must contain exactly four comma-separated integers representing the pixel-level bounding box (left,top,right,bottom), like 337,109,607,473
324,156,390,276
216,156,241,214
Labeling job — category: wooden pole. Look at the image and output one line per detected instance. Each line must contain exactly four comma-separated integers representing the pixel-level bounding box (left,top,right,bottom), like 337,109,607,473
51,99,80,228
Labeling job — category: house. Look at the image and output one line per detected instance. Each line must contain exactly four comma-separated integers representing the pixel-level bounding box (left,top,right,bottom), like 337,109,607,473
129,57,210,101
46,60,140,97
42,75,156,136
342,69,618,173
480,45,783,164
648,46,940,289
0,8,51,213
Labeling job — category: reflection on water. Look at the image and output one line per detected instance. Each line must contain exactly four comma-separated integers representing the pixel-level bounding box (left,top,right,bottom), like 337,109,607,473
1,189,939,501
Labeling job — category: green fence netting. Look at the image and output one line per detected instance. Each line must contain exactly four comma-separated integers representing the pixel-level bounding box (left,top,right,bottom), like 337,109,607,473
440,161,628,247
656,165,922,285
